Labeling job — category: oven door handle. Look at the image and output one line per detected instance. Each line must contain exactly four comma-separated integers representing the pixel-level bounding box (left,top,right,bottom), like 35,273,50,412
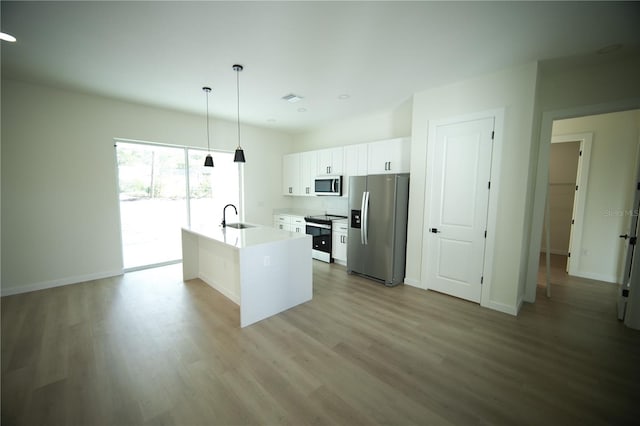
306,222,331,230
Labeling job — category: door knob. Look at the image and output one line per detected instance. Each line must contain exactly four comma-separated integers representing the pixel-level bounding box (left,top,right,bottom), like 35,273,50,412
620,234,629,239
430,228,441,234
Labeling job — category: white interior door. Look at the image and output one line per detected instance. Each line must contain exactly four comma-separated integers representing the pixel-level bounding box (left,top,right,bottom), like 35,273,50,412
619,144,640,321
424,117,494,303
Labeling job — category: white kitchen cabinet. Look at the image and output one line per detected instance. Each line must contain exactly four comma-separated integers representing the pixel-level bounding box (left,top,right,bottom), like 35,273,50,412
300,151,317,196
367,137,410,174
282,137,410,197
273,214,290,231
273,214,306,234
332,221,348,264
290,216,306,234
316,147,344,176
282,154,301,196
343,143,368,198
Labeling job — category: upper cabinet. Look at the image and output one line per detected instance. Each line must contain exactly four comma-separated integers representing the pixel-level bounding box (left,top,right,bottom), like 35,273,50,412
282,153,301,196
300,151,317,196
283,151,317,196
343,143,368,198
282,137,410,197
316,147,344,176
367,137,411,174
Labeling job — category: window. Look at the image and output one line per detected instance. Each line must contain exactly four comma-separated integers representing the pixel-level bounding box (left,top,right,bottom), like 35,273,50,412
116,141,240,270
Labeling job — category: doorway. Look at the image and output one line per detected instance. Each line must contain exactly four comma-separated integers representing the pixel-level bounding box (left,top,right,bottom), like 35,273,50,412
540,132,592,290
531,109,640,301
542,139,581,266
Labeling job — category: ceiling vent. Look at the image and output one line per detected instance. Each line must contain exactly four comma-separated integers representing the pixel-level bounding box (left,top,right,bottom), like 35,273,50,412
282,93,304,103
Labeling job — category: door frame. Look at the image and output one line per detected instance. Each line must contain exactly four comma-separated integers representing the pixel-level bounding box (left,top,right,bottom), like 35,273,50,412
548,133,593,277
524,99,640,303
618,141,640,321
421,108,505,312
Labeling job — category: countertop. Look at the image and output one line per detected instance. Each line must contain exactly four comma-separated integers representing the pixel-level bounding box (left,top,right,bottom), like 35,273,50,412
182,224,309,249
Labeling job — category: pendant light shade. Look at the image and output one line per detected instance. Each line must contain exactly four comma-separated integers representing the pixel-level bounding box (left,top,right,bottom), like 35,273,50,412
233,64,246,163
202,86,214,167
233,148,246,163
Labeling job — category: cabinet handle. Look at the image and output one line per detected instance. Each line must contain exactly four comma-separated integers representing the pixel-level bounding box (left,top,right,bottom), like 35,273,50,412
306,187,309,194
387,161,391,170
289,187,292,194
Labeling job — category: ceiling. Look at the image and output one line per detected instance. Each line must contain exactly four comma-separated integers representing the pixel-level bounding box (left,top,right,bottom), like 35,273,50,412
2,1,639,133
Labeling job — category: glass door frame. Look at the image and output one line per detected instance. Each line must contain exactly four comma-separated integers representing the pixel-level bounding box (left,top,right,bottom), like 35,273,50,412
114,138,243,272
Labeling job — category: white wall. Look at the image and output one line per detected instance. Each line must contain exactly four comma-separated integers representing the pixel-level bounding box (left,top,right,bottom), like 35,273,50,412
524,54,640,302
1,79,293,295
407,63,538,315
551,111,639,283
293,98,413,151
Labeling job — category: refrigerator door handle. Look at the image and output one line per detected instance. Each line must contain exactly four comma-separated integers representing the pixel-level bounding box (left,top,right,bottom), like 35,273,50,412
360,192,367,244
363,191,370,245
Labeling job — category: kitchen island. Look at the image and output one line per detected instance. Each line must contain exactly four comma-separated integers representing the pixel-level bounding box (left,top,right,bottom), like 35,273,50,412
181,224,312,328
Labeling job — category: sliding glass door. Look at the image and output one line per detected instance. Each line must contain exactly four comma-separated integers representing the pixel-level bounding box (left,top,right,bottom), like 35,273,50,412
188,150,240,230
116,141,240,270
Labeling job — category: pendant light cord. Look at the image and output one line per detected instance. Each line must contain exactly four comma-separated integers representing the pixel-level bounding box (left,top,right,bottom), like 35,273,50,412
206,90,211,152
236,70,241,149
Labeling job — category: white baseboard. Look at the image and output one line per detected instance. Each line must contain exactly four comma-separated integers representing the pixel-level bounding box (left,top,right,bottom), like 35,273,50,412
573,270,618,284
403,277,423,288
482,299,518,316
1,269,124,297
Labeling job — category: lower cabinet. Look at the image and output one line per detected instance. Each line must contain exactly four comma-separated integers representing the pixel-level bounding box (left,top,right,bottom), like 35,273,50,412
273,214,306,234
273,214,289,231
332,222,348,264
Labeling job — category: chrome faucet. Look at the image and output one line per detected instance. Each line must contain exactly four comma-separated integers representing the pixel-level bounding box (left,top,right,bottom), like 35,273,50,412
221,204,238,227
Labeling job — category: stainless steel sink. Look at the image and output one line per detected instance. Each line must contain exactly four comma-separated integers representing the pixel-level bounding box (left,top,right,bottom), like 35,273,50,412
225,223,254,229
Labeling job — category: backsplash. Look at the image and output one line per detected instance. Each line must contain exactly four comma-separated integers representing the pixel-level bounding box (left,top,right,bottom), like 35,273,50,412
289,196,349,217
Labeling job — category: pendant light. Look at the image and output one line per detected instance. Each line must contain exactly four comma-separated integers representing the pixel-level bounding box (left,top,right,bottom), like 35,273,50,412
202,86,214,167
233,64,246,163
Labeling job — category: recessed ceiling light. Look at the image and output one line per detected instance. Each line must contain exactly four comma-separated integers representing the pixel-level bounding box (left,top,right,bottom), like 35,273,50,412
0,32,17,42
597,44,622,55
267,118,277,123
282,93,304,103
297,108,307,113
338,94,350,100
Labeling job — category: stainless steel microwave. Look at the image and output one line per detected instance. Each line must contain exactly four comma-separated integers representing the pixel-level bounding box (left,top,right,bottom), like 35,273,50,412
314,176,342,196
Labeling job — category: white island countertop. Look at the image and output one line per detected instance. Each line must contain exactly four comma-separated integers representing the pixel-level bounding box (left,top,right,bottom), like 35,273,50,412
182,224,308,249
182,223,312,328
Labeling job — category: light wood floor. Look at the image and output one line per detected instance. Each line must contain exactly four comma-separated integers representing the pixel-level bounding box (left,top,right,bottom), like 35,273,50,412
2,258,639,425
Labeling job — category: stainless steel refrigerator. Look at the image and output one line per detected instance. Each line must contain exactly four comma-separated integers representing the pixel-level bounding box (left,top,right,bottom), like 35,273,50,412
347,174,409,286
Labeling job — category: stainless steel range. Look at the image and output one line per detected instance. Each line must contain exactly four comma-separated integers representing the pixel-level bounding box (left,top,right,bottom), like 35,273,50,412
304,214,348,263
